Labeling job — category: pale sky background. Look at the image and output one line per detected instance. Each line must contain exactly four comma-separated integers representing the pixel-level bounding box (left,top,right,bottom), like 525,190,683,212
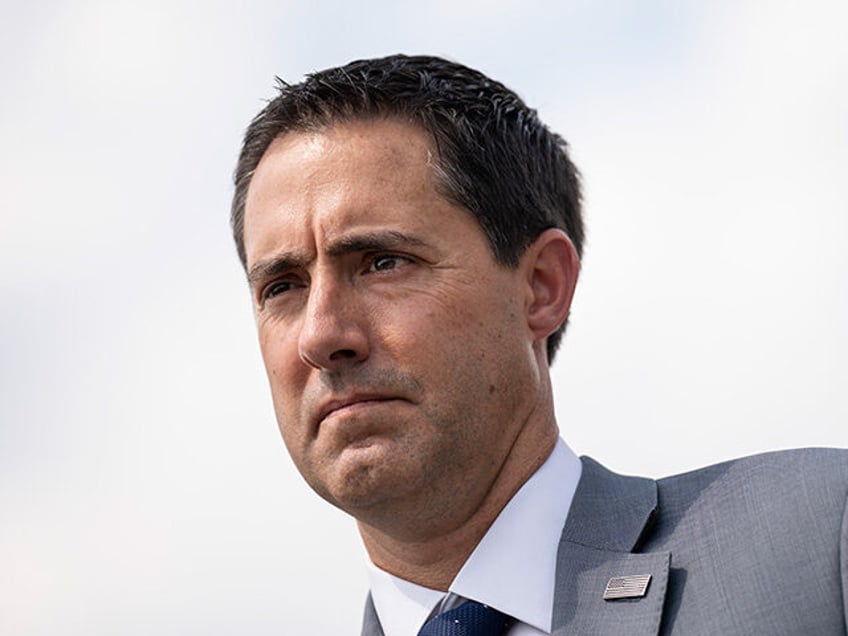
2,1,846,634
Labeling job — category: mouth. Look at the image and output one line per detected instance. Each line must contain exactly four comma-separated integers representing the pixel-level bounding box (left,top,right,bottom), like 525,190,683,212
315,395,403,427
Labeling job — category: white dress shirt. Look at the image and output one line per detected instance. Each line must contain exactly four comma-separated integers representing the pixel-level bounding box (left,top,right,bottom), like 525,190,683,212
367,438,583,635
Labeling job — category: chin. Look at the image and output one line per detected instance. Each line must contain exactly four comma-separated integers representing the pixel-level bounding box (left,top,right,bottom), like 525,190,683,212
312,443,419,513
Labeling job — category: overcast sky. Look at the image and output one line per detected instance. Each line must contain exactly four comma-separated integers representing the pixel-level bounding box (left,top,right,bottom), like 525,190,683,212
2,1,846,634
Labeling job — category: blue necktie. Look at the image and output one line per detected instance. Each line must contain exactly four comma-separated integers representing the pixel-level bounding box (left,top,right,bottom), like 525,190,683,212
417,600,513,636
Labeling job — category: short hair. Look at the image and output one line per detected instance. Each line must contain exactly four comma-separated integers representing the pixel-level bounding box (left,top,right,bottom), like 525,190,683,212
231,54,583,362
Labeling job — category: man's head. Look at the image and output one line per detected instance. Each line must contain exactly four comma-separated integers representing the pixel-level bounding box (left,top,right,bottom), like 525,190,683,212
232,54,583,361
233,55,581,543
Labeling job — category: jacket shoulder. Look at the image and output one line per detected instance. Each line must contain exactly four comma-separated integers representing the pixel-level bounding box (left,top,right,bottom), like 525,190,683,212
652,447,848,544
657,446,848,504
646,448,848,633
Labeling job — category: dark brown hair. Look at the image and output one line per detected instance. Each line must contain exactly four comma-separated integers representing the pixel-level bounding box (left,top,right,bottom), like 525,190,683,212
232,54,583,361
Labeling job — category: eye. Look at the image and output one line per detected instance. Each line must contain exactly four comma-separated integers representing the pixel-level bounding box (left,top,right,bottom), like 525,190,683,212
261,278,298,301
368,254,409,273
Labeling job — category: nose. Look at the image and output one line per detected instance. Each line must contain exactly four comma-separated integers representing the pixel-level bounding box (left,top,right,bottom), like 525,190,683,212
298,277,369,371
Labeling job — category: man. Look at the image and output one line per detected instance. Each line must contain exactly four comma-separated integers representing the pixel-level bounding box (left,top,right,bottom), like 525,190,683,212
231,55,848,635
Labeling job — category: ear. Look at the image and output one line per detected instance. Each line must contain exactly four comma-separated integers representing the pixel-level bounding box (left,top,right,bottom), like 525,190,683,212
521,228,580,342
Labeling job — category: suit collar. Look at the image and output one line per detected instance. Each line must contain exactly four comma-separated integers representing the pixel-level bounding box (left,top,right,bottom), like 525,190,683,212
552,457,670,635
561,457,658,551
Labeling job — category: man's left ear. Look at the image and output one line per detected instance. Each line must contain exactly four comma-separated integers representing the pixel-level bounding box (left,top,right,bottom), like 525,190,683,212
521,228,580,341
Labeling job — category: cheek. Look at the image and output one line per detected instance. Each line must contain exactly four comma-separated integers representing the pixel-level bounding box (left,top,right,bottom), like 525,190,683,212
258,316,300,371
376,301,473,369
257,325,307,419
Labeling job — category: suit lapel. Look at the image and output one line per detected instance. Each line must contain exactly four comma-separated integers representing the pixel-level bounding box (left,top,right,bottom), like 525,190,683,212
552,457,671,635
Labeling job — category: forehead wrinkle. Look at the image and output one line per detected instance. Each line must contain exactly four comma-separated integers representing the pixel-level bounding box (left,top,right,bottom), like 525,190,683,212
245,120,446,287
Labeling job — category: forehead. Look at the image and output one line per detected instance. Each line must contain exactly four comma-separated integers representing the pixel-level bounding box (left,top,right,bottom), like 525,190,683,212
242,118,472,269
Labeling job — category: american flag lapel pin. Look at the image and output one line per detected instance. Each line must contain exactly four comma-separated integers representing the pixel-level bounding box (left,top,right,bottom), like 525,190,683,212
603,574,652,600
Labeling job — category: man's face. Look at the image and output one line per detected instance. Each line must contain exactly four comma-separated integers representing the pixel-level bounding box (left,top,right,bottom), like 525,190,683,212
242,118,542,531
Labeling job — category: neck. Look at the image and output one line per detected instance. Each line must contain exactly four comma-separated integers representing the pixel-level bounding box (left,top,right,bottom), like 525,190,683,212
358,410,559,591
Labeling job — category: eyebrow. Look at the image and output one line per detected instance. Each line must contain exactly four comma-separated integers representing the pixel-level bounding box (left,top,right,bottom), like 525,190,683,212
247,230,430,286
325,230,429,257
247,251,307,287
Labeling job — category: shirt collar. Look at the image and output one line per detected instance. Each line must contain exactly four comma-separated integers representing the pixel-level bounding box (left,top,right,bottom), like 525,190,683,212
367,438,582,635
366,564,443,636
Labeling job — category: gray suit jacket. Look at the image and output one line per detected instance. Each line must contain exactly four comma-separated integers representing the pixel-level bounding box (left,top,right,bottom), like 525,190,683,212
362,448,848,635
